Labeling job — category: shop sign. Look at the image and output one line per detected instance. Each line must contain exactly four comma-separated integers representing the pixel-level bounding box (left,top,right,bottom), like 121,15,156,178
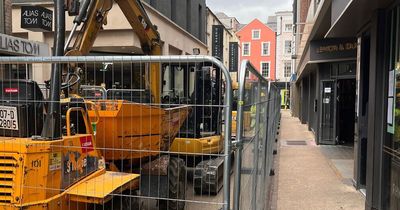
212,25,224,61
0,33,49,56
229,42,238,72
310,38,357,62
21,6,53,32
324,87,332,93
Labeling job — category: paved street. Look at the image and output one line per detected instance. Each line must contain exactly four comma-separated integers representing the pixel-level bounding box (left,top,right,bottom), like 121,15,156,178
270,110,365,210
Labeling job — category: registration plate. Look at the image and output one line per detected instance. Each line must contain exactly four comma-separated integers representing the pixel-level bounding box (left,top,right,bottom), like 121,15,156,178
0,106,18,130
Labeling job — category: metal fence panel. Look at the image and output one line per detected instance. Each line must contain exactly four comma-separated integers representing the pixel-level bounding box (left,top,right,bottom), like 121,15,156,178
0,55,233,210
233,60,281,210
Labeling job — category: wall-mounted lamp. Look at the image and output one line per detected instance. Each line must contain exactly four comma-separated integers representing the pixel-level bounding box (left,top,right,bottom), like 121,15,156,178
193,48,200,55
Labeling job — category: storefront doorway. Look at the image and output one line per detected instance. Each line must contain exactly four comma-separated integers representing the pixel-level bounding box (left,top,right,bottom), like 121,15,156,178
319,62,356,145
336,79,356,145
320,80,336,144
354,34,370,191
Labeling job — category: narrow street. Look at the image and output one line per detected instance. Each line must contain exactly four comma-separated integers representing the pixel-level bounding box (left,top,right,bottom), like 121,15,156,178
271,110,365,210
0,0,398,209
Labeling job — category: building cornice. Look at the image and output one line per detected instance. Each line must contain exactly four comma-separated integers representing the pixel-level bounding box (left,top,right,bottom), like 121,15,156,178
295,0,332,80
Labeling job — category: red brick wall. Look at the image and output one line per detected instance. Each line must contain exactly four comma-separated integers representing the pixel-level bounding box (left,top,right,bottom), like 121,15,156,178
3,0,11,34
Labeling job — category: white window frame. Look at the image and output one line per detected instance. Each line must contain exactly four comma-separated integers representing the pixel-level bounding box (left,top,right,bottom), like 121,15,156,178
284,61,292,78
252,29,261,40
242,42,251,56
260,61,270,78
284,40,292,54
261,42,270,56
284,24,292,32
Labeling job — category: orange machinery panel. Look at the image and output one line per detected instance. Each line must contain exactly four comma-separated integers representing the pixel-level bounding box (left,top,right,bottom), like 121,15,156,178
88,100,190,161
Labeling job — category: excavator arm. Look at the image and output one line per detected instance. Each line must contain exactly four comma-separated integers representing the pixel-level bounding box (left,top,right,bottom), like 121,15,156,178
65,0,113,56
114,0,162,102
115,0,161,55
65,0,162,103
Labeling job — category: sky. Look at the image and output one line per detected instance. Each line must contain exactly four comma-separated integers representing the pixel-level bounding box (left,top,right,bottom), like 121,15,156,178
206,0,293,23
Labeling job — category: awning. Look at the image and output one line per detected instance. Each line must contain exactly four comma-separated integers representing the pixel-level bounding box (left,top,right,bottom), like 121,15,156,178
325,0,394,38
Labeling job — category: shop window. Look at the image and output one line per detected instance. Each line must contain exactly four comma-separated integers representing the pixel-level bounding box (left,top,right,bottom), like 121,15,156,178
385,6,400,209
330,62,356,77
3,64,31,79
387,7,400,150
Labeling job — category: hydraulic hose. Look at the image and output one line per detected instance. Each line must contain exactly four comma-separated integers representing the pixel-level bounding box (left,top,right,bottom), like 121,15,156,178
41,0,65,139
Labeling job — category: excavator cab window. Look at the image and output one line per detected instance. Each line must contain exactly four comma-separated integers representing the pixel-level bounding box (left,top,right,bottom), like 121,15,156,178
162,63,223,139
161,64,194,105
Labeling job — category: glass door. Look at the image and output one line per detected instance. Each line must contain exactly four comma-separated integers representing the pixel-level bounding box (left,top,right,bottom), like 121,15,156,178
319,80,336,144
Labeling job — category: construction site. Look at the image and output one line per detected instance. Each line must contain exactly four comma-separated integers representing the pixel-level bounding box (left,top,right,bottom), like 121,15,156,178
2,0,397,209
0,1,281,210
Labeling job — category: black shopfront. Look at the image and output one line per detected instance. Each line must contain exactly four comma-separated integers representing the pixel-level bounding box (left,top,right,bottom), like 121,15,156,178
325,0,400,209
0,33,49,79
297,38,357,146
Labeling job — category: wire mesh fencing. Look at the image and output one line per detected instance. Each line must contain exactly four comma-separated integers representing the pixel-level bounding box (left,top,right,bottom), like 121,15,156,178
232,60,281,210
0,56,234,210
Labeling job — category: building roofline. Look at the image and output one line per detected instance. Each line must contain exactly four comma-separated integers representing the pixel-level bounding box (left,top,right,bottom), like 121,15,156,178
206,7,234,37
236,18,276,34
215,12,240,23
144,2,208,47
275,10,293,14
12,1,208,48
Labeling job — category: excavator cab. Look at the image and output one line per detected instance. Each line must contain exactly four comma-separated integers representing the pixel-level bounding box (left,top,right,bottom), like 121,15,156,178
162,62,229,195
177,65,222,139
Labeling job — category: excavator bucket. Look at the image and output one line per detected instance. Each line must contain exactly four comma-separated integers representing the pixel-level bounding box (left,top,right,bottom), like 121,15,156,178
161,106,192,151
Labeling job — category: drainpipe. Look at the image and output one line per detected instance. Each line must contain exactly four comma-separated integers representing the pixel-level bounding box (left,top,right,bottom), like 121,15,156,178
0,0,4,34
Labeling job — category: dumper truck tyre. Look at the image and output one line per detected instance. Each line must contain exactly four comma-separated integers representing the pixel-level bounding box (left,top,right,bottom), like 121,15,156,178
159,157,186,210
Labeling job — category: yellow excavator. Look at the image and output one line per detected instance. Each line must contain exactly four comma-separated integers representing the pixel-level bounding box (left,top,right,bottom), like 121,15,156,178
165,74,251,195
162,62,230,195
0,0,188,210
